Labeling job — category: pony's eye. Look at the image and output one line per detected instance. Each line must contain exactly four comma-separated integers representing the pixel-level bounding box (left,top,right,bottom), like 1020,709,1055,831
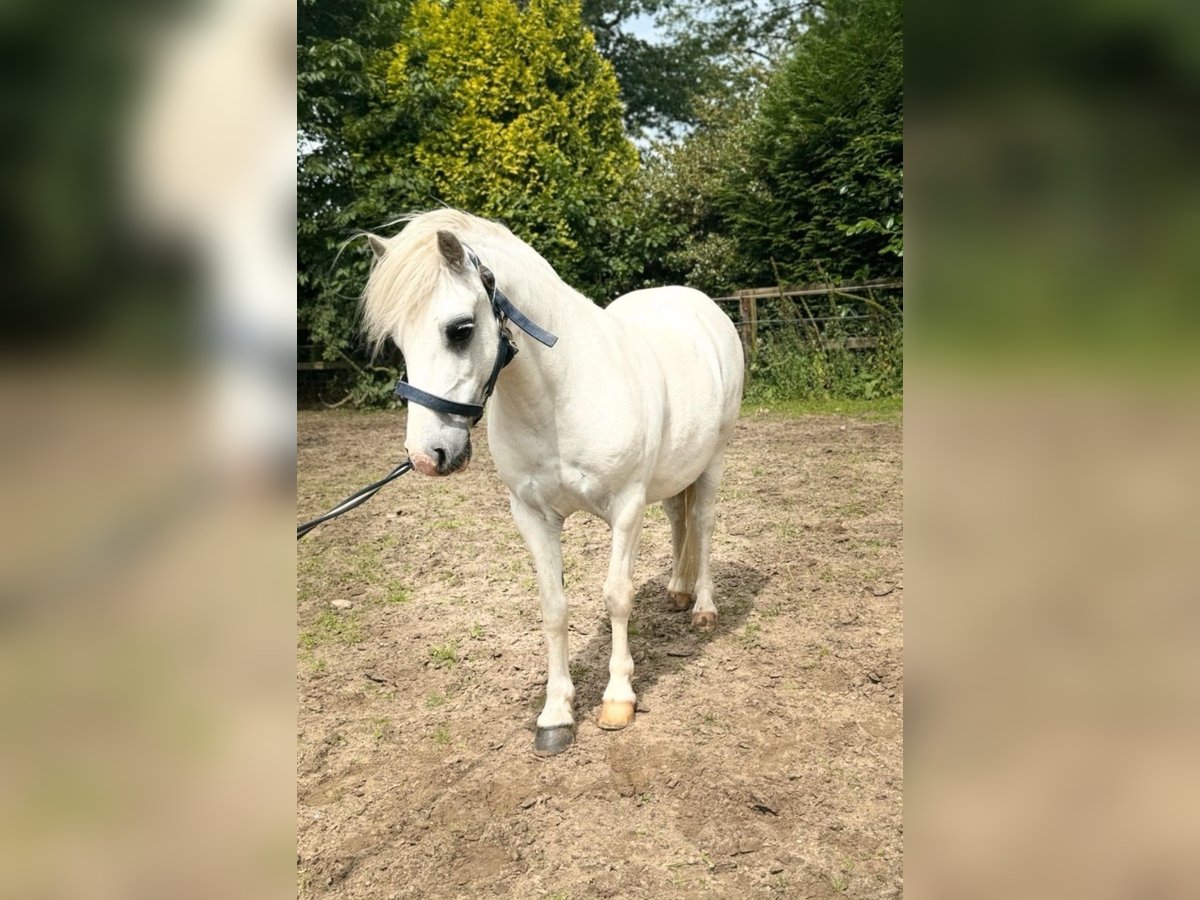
445,320,475,345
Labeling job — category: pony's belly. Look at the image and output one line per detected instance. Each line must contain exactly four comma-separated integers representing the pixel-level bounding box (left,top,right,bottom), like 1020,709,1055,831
645,447,716,503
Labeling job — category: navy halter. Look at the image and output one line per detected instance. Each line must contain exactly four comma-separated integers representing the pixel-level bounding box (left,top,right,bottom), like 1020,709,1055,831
393,246,557,425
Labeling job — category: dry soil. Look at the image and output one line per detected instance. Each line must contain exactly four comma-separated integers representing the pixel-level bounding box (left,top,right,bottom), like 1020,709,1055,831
297,406,902,899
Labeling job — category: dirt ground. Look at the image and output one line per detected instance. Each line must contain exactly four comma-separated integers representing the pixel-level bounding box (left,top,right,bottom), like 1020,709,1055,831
297,406,902,899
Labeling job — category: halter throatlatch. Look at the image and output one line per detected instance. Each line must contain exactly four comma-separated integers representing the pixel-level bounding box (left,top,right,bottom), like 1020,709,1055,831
393,246,558,425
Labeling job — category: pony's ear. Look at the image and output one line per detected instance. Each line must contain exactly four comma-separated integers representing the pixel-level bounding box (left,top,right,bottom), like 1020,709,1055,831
436,230,465,269
367,234,389,259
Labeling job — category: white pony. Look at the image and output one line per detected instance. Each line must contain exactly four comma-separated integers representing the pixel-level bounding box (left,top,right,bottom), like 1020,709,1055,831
361,210,743,755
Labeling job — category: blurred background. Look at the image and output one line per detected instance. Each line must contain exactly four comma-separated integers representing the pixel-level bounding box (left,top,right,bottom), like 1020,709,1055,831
907,0,1200,897
0,0,295,897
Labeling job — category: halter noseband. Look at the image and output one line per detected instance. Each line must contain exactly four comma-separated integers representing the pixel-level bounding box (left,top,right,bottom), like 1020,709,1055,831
393,246,558,425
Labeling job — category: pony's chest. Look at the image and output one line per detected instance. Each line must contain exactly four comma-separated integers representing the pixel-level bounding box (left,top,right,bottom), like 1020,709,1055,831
498,457,614,521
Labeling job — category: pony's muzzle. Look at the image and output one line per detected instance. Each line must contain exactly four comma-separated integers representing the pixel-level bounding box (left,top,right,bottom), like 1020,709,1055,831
408,440,471,476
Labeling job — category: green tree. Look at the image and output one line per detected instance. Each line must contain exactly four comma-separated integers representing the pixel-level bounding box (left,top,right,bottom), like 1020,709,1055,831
734,0,903,285
622,93,760,294
384,0,638,298
581,0,814,138
582,0,705,137
298,0,417,373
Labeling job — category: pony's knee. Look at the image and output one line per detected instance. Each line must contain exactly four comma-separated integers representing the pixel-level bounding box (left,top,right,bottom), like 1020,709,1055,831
540,595,568,633
603,576,633,618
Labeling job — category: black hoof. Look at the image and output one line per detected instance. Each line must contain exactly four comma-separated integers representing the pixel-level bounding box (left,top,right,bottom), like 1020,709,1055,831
533,725,574,756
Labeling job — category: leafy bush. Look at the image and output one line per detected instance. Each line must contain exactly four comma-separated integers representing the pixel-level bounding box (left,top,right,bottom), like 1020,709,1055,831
732,0,903,286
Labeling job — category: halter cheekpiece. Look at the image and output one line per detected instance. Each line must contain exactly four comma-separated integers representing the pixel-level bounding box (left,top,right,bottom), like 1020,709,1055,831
393,245,558,425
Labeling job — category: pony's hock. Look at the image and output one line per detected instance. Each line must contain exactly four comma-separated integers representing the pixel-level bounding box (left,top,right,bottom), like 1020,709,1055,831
361,211,744,756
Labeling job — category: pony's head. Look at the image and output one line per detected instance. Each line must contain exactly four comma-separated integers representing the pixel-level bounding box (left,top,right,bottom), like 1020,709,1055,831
361,213,510,476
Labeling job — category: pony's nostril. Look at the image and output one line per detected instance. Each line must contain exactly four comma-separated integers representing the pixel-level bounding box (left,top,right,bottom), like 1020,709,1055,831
433,448,447,468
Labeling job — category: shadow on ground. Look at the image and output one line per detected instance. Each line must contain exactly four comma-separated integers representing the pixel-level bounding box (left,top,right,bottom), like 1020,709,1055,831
568,561,768,717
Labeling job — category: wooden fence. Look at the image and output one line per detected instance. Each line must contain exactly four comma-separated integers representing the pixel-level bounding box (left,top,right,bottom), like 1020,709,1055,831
711,279,902,371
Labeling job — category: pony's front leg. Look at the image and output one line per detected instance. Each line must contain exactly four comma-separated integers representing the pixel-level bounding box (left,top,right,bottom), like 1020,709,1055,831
598,493,646,731
509,495,575,756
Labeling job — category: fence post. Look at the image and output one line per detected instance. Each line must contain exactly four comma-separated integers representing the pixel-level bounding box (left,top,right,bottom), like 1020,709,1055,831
738,292,758,375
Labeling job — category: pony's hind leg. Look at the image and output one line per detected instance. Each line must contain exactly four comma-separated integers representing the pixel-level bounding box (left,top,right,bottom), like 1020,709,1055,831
508,495,574,756
689,454,726,631
663,486,697,611
598,491,646,731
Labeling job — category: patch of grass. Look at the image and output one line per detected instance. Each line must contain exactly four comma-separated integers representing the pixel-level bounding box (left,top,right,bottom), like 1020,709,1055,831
386,580,410,604
297,555,324,603
740,622,762,647
839,499,867,518
860,565,888,584
744,395,902,421
428,641,459,668
830,859,854,892
371,717,391,742
432,727,451,746
627,620,641,637
468,623,485,640
299,608,363,649
761,603,782,619
351,549,381,580
425,692,446,708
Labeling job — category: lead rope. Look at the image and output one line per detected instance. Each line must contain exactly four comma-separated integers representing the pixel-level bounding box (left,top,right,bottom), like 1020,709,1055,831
296,460,412,539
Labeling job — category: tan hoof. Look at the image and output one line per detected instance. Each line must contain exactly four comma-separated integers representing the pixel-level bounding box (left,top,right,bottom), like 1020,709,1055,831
667,590,693,611
691,610,718,630
598,700,636,730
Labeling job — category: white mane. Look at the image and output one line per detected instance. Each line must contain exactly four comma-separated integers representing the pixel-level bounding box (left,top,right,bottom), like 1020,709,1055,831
360,210,566,358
